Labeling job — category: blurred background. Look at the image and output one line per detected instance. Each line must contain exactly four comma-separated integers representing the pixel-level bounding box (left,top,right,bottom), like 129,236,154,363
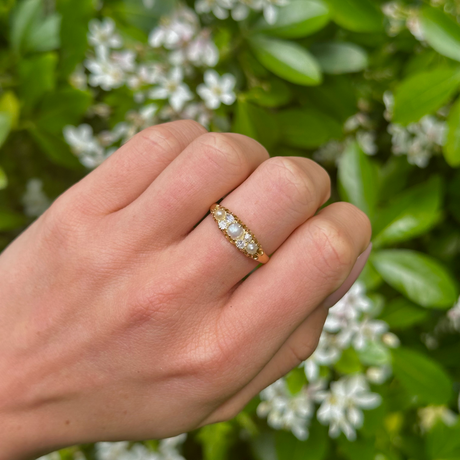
1,0,460,459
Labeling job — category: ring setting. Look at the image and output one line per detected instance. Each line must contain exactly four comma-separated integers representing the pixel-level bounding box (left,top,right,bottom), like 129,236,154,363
210,203,269,263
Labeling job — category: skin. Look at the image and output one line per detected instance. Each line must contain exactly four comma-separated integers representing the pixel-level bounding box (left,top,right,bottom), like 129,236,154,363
0,120,371,459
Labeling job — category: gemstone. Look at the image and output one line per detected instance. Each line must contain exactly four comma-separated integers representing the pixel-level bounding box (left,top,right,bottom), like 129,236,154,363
218,220,228,229
227,222,243,239
214,208,226,220
226,214,235,223
246,242,258,254
236,240,246,249
244,232,252,240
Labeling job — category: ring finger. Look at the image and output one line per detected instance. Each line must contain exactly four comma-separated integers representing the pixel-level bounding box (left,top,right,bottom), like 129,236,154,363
183,156,331,293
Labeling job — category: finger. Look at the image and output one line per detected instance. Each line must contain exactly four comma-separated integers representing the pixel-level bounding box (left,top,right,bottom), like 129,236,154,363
183,156,331,293
205,243,372,424
203,305,328,425
66,120,207,214
216,202,371,386
120,132,270,245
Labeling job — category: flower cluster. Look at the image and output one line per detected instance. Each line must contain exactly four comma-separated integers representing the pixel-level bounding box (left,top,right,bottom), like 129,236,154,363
314,112,378,165
257,282,398,441
96,435,187,460
382,2,424,40
388,117,446,168
65,6,237,168
195,0,290,24
22,179,51,217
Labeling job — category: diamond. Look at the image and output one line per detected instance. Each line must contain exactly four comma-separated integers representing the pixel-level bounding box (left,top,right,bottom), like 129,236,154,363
218,220,228,229
226,214,235,223
236,240,246,249
244,232,252,240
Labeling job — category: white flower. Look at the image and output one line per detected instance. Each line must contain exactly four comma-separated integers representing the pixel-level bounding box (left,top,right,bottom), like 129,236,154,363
261,0,290,24
36,453,60,460
111,50,136,72
313,140,344,165
257,378,325,440
357,131,377,155
197,70,236,109
181,102,212,128
195,0,234,19
303,333,342,381
149,67,193,111
447,297,460,332
186,33,219,66
88,18,123,51
96,442,131,460
149,8,198,49
22,179,50,217
63,124,108,168
86,47,125,90
324,282,372,334
316,374,381,440
366,365,392,384
143,0,155,8
388,115,446,168
69,65,87,90
418,405,458,432
351,318,388,351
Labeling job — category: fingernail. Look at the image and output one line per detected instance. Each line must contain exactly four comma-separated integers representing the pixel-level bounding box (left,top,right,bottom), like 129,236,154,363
321,243,372,309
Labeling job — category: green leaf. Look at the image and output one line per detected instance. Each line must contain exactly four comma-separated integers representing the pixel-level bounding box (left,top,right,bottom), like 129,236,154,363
426,421,460,460
445,96,460,167
28,127,84,170
9,0,42,52
197,422,234,460
249,36,322,86
245,78,292,108
275,421,328,460
393,67,460,125
286,367,307,394
57,0,94,77
311,42,368,74
23,13,60,53
0,210,26,231
378,297,429,330
255,0,330,38
10,0,60,53
36,89,92,133
358,341,391,367
371,249,458,308
373,177,443,247
0,112,12,149
0,91,20,128
334,348,363,374
278,107,342,148
338,141,378,218
420,6,460,63
232,98,280,150
0,166,7,190
323,0,383,32
392,347,453,405
18,53,57,109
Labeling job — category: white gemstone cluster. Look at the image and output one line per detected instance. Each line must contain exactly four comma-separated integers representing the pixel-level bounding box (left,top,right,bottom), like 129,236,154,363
213,206,259,256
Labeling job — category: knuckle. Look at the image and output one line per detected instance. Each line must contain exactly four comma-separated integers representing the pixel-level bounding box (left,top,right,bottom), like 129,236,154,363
309,217,356,276
263,157,316,209
136,124,183,154
195,132,248,177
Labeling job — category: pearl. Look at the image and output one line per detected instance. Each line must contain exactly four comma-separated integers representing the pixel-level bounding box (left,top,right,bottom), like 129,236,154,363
227,223,243,239
246,242,258,254
214,208,226,220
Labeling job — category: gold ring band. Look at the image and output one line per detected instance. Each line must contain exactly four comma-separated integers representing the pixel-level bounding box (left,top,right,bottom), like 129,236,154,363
210,203,269,264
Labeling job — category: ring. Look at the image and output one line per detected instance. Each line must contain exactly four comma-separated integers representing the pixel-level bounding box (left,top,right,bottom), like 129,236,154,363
210,203,269,264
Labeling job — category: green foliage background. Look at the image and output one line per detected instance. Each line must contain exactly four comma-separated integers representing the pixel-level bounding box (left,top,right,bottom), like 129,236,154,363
1,0,460,459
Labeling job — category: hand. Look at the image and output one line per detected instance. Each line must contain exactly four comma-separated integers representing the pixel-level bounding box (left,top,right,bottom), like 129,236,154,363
0,120,371,459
